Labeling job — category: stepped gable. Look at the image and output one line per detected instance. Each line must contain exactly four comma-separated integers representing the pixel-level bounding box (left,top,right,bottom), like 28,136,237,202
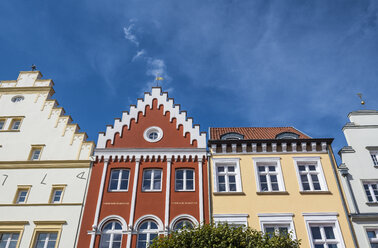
210,127,311,140
97,87,206,149
0,71,94,160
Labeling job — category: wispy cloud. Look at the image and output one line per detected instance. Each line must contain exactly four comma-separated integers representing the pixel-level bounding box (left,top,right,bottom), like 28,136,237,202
123,23,139,47
132,49,146,61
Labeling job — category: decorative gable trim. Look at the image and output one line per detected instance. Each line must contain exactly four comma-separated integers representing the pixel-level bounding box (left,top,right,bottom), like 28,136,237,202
97,87,206,148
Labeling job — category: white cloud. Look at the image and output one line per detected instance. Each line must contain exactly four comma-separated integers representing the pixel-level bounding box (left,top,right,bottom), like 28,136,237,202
132,49,146,61
123,24,139,46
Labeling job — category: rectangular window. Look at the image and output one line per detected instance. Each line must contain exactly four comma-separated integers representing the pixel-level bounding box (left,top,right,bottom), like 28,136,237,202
367,229,378,248
34,232,57,248
109,169,130,191
10,119,21,130
13,186,31,204
0,233,20,248
49,185,65,204
364,182,378,203
213,158,242,193
175,169,195,191
264,225,289,238
0,119,5,130
31,148,41,161
294,157,328,192
258,213,296,239
253,158,285,192
310,225,339,248
142,169,162,191
371,152,378,166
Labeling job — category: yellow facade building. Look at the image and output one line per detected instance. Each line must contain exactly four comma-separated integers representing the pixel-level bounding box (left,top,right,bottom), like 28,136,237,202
208,127,356,248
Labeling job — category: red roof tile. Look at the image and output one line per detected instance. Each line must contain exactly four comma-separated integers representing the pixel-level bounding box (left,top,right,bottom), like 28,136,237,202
209,127,311,140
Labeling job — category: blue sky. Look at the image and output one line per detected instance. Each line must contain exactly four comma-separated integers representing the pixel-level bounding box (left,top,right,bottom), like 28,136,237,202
1,0,378,162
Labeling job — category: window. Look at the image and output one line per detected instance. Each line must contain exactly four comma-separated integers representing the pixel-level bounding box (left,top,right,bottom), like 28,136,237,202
303,213,345,248
364,182,378,203
293,157,328,192
212,158,242,193
367,229,378,248
173,220,194,231
142,169,162,191
220,132,244,140
13,186,31,204
11,96,24,103
213,214,249,227
34,232,57,248
275,132,299,139
31,148,41,161
109,169,130,191
143,126,163,143
175,169,194,191
371,152,378,166
258,213,296,239
100,221,122,248
137,221,159,248
10,119,21,130
0,119,5,130
0,233,20,248
253,158,285,192
49,185,65,204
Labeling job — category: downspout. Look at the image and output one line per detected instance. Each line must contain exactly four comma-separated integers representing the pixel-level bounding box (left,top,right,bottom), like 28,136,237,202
328,145,359,248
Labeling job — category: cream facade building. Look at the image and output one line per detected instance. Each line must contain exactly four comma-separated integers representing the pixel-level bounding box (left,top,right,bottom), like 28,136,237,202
0,71,94,248
338,110,378,248
209,127,356,248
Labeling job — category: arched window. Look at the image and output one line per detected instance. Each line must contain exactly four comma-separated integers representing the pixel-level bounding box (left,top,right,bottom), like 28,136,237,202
137,221,159,248
275,132,299,139
100,221,122,248
173,219,194,231
220,132,244,140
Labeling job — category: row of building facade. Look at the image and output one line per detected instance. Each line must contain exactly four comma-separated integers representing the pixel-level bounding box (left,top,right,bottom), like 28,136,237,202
0,70,377,248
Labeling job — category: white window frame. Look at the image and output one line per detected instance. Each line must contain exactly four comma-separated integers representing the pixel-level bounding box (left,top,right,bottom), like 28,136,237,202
303,213,345,248
137,220,159,248
253,157,286,192
213,214,249,227
175,168,195,191
142,169,163,192
0,232,20,248
10,119,21,130
258,213,296,239
108,169,130,192
363,181,378,203
293,157,328,192
212,158,243,193
51,189,63,203
0,119,5,130
370,151,378,166
366,228,378,247
100,221,123,248
34,232,58,248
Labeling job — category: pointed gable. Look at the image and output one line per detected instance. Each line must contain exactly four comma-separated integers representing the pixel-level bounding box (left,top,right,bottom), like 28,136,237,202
97,87,206,149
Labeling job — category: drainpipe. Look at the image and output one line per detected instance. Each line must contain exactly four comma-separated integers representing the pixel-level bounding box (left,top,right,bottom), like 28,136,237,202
328,146,359,248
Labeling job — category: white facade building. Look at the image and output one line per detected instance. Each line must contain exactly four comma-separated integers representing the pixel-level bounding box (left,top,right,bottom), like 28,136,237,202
0,71,94,248
338,110,378,248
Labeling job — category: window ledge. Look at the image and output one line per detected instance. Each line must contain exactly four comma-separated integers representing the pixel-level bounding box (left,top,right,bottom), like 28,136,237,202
108,190,129,193
256,191,289,195
213,192,245,196
141,190,162,193
366,202,378,206
299,191,331,195
0,130,20,132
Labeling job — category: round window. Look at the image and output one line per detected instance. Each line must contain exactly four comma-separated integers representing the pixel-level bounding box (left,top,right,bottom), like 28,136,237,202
143,126,163,143
11,95,24,103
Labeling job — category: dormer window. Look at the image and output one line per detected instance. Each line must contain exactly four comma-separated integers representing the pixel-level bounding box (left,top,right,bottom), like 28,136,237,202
220,132,244,140
275,132,299,139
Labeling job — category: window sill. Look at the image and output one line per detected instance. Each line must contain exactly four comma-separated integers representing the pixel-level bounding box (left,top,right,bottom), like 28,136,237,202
175,190,196,192
141,190,162,193
299,191,331,195
0,130,20,132
213,192,245,196
108,190,129,193
366,202,378,206
256,191,289,195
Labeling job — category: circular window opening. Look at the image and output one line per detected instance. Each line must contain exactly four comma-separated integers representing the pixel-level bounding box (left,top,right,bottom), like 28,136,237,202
144,126,163,143
11,95,24,103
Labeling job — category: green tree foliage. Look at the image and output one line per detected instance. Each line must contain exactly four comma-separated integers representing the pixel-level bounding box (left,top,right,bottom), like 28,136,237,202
150,223,300,248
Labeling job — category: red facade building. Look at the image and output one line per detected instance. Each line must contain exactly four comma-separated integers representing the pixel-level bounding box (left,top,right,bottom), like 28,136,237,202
77,87,209,248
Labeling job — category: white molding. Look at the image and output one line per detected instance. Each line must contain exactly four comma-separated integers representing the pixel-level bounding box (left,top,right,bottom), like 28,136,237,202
293,157,328,192
90,160,109,248
213,214,249,226
164,160,172,232
133,214,164,233
303,213,345,248
97,215,128,233
97,88,206,148
143,126,163,143
258,213,296,239
211,158,242,193
169,214,199,231
199,160,204,224
128,160,140,229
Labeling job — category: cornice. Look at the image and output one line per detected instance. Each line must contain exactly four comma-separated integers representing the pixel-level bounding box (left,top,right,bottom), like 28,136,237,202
0,160,91,169
0,86,54,94
342,123,378,131
348,110,378,117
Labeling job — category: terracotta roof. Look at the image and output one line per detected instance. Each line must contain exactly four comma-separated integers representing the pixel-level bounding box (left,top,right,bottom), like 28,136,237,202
209,127,311,140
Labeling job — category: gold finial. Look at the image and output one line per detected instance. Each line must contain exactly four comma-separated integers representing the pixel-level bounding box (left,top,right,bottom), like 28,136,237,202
155,76,163,87
357,93,365,105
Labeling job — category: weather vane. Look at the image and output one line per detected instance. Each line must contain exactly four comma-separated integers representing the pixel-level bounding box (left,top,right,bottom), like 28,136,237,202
155,76,163,87
31,64,37,71
357,93,365,106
